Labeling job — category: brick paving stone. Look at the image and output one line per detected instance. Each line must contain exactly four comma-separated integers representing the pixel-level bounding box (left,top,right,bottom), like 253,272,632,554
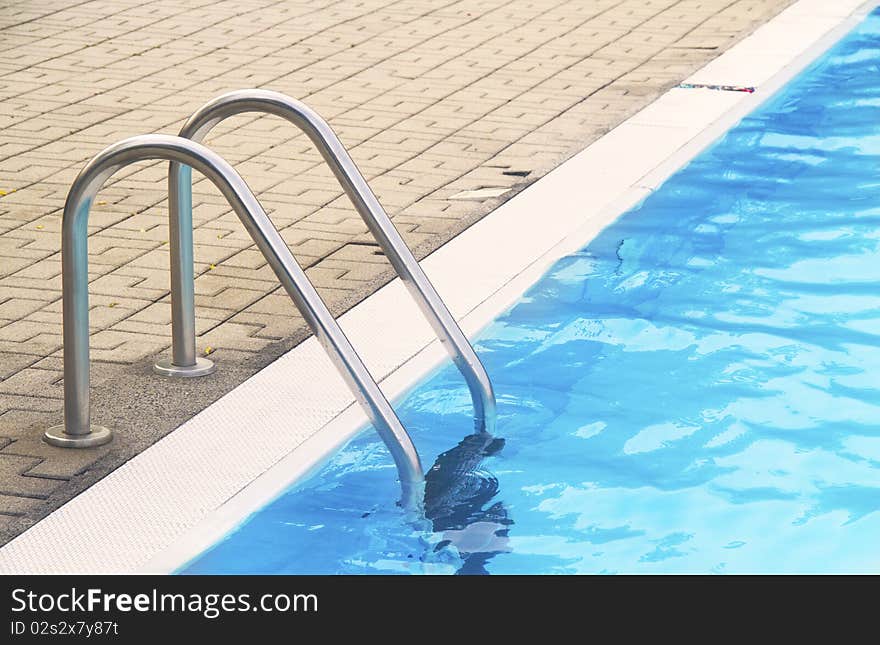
0,453,62,498
0,0,795,544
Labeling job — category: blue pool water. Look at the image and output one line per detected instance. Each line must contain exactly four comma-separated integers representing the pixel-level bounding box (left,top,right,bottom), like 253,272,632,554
184,11,880,574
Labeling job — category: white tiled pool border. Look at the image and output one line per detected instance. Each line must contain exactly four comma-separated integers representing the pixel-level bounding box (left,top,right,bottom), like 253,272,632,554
1,0,875,574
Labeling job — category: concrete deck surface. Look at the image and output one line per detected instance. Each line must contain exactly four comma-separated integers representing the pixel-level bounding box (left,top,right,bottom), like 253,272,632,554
0,0,793,544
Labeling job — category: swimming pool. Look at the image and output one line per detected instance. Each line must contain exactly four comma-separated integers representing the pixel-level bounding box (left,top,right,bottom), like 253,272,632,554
182,9,880,575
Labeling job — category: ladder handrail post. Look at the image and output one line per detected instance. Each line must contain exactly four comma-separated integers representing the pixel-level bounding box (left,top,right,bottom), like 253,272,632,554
168,89,497,434
46,134,424,510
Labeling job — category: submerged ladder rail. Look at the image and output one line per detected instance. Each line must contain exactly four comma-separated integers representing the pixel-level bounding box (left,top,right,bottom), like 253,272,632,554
162,89,497,434
43,134,424,511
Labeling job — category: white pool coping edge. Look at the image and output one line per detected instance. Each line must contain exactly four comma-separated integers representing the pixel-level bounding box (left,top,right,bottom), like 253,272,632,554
0,0,875,575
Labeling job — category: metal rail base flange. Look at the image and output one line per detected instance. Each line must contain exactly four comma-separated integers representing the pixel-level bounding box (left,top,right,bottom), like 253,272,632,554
153,357,216,377
44,424,112,448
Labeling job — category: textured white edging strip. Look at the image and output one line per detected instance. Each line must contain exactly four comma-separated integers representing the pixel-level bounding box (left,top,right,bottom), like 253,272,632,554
0,0,873,574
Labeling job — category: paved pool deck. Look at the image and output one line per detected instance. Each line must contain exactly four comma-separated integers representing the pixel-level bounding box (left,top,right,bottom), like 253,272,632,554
0,0,794,545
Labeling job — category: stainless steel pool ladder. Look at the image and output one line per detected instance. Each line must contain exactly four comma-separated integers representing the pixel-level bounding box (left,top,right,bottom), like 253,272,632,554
42,92,496,511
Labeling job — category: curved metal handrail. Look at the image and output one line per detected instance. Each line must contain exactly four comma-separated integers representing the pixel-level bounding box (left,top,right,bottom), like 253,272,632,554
44,134,423,511
162,89,497,434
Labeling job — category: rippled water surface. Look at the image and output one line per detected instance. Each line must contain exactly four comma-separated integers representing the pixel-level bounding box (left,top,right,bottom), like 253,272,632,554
184,12,880,574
